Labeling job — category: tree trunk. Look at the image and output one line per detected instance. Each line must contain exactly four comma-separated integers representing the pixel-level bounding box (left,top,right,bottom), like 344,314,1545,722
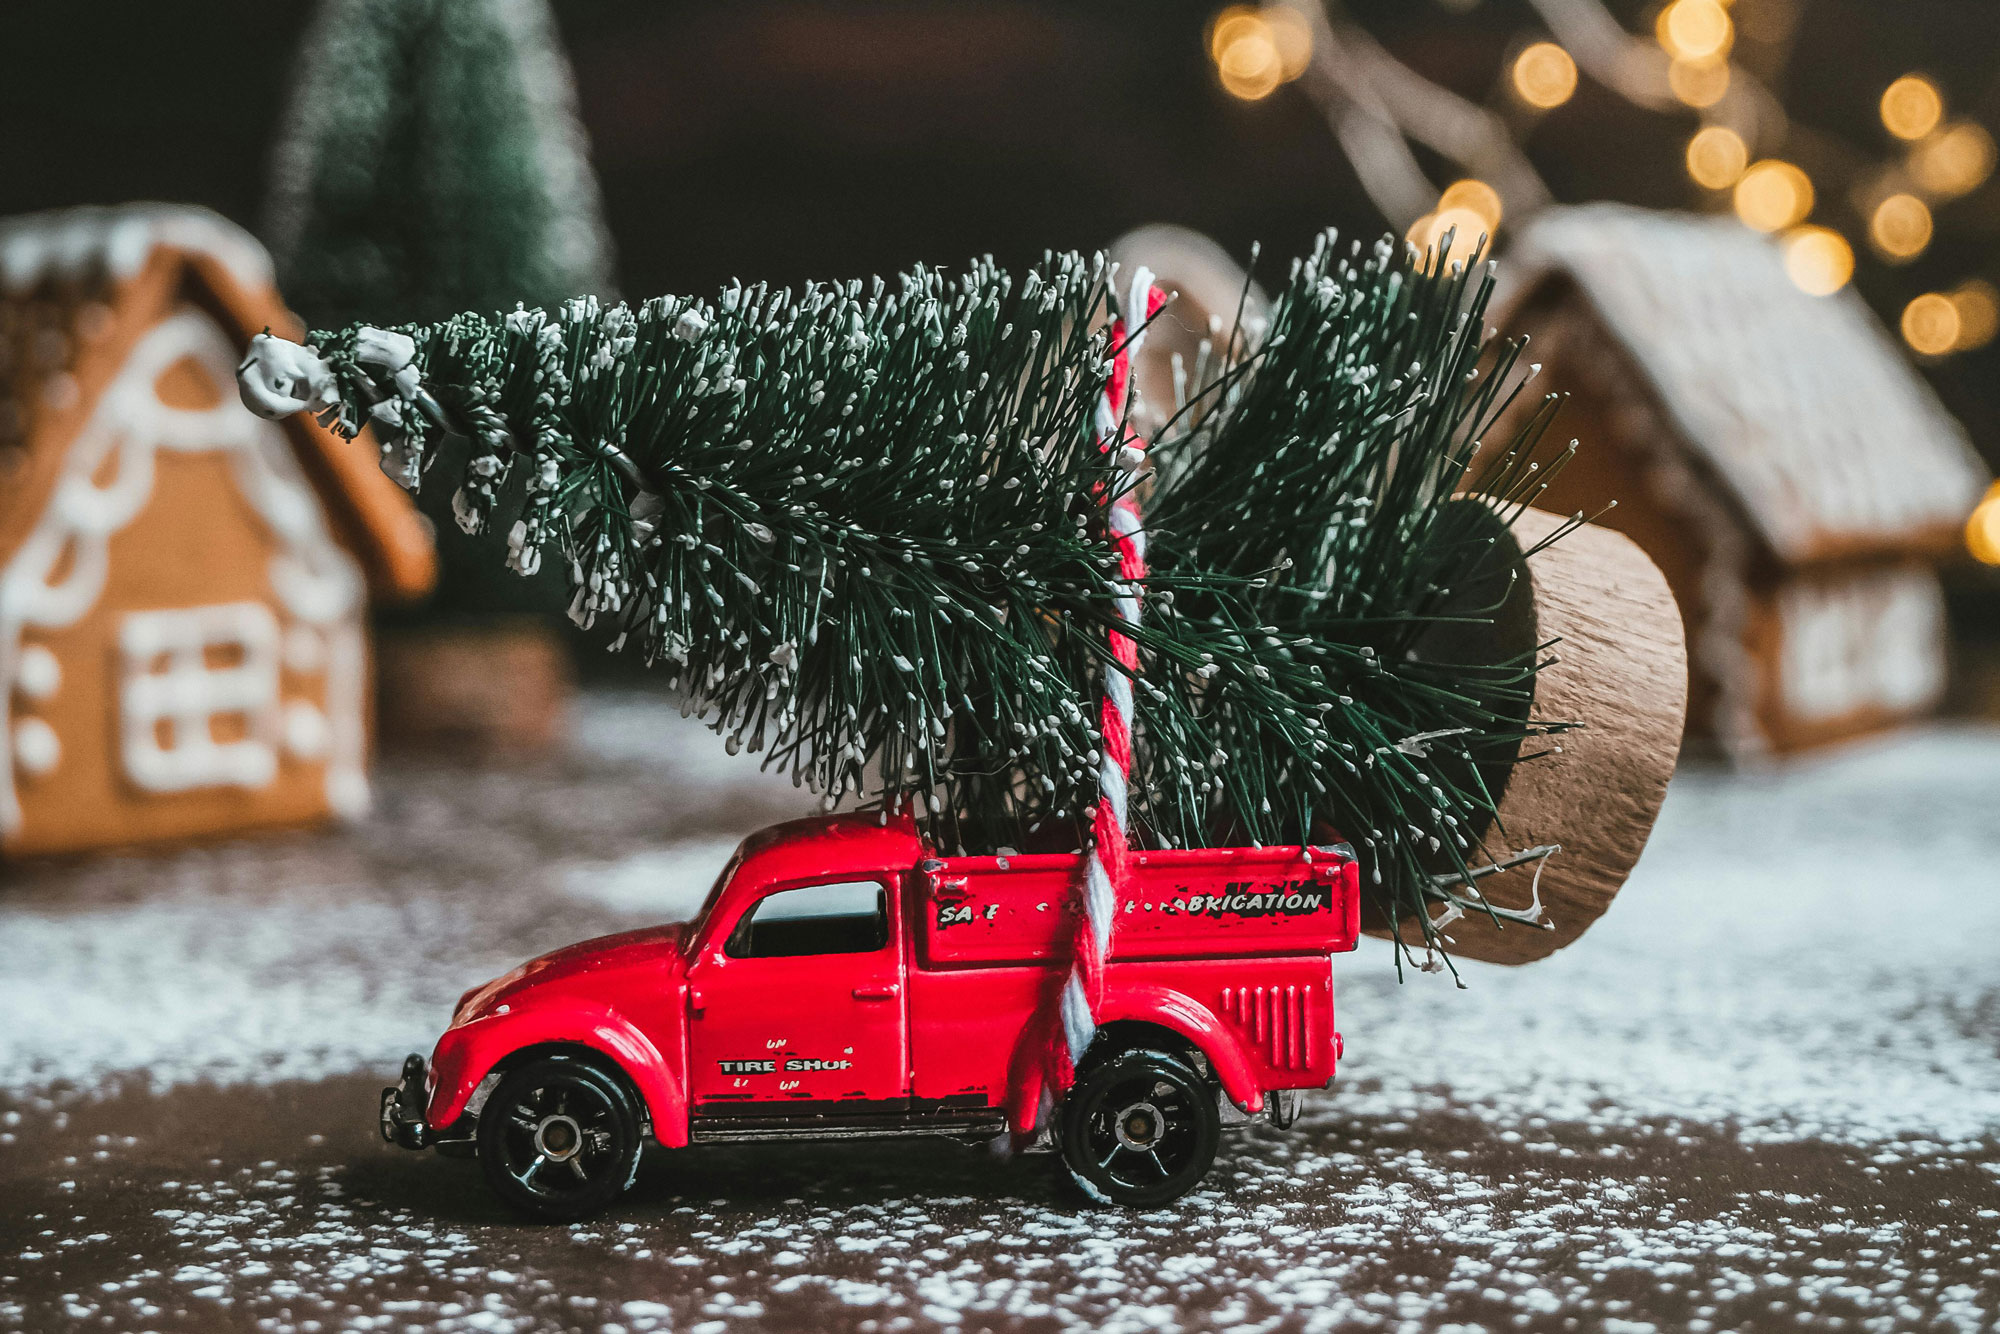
1368,505,1687,964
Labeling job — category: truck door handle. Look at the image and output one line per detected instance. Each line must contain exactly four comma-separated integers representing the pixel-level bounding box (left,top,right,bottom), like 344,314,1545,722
852,983,899,1000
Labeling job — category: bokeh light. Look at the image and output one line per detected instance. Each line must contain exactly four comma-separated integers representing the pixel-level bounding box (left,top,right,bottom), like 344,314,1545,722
1512,42,1578,109
1686,125,1749,189
1211,6,1284,101
1437,178,1503,232
1734,160,1814,232
1967,483,2000,567
1909,120,1997,198
1406,207,1491,268
1264,3,1313,81
1656,0,1733,62
1868,192,1934,261
1901,292,1960,356
1949,279,2000,351
1781,226,1853,296
1880,74,1945,142
1669,56,1731,109
1209,7,1263,62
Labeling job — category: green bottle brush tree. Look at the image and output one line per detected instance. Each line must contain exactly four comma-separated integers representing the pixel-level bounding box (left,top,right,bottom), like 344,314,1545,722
240,230,1579,969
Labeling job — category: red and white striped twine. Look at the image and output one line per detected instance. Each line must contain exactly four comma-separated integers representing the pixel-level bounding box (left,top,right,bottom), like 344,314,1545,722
1020,265,1163,1141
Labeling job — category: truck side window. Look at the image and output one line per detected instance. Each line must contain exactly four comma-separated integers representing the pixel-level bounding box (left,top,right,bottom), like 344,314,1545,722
725,880,889,959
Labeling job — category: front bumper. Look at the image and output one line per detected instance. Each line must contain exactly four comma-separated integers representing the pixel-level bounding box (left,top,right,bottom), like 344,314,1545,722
379,1053,432,1150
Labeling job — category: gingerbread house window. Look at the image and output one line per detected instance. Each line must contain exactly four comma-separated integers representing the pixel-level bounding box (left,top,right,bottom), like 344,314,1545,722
1778,570,1944,723
118,602,283,793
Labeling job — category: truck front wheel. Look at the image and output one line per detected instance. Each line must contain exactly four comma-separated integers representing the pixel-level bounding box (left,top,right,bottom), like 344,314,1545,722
477,1055,644,1221
1059,1048,1220,1206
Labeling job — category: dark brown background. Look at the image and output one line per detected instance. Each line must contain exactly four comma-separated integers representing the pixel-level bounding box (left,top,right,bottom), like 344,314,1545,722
3,0,1997,456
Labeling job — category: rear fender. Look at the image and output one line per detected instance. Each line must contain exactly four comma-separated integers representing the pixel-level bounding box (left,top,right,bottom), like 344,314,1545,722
1093,984,1265,1114
426,1002,689,1147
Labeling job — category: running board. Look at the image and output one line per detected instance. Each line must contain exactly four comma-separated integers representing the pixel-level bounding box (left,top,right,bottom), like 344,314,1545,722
689,1110,1008,1145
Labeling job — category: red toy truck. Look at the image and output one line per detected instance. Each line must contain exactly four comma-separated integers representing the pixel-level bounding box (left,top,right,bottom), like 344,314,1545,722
380,813,1360,1218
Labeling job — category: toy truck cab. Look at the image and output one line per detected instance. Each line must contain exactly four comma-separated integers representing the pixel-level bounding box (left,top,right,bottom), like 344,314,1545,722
381,814,1360,1219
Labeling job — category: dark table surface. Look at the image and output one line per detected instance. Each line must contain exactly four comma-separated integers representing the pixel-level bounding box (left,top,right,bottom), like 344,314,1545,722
4,694,1998,1333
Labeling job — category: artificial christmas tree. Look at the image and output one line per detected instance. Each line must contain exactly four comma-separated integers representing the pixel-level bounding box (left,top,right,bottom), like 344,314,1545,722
236,231,1683,973
264,0,613,332
263,0,618,746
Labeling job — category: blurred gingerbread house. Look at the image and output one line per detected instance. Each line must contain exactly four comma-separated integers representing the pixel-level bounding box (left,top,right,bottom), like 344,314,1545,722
1491,204,1990,758
0,204,434,858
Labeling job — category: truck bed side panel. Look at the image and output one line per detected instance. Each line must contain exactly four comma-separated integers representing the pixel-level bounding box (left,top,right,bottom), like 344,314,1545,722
907,955,1338,1103
922,846,1358,968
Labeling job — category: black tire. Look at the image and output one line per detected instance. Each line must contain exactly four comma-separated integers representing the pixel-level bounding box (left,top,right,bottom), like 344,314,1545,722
1059,1047,1220,1207
477,1055,644,1221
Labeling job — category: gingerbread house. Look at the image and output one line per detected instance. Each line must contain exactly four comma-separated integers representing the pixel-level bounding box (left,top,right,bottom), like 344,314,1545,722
1490,204,1990,758
0,205,435,858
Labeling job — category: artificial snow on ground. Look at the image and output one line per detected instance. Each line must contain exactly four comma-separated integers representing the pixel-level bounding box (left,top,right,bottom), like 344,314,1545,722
5,703,1997,1146
2,694,1997,1332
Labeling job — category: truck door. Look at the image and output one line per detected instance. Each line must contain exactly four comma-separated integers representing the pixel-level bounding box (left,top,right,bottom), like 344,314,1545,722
686,877,909,1112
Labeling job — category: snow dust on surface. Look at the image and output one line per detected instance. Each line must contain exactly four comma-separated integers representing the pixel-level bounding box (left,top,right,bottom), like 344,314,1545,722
1334,725,2000,1148
3,698,1999,1332
0,696,804,1097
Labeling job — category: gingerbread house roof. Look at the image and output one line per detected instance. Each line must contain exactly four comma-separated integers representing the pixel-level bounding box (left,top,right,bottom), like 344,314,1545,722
1501,204,1990,566
0,204,434,600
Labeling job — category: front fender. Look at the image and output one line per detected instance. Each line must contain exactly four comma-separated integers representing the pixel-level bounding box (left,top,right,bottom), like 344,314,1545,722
426,1001,689,1147
1097,983,1265,1114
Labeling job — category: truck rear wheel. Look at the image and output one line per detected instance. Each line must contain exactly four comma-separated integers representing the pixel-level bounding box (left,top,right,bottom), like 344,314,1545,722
1059,1047,1220,1207
477,1055,643,1221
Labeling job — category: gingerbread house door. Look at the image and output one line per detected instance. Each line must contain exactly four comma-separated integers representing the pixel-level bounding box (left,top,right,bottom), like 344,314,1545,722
1,306,370,857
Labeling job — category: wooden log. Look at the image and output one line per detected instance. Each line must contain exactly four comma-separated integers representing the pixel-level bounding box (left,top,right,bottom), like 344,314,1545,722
1365,505,1687,965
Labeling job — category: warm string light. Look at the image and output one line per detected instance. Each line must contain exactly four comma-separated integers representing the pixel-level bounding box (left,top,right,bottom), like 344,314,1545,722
1686,125,1749,188
1864,73,1996,355
1909,120,1997,198
1664,53,1996,351
1511,42,1577,109
1653,0,1735,111
1405,179,1502,267
1438,178,1503,230
1902,292,1960,357
1211,10,1999,362
1781,226,1853,296
1905,282,2000,359
1880,75,1944,142
1264,4,1312,77
1733,159,1814,232
1868,192,1934,262
1669,56,1731,109
1405,209,1490,267
1949,280,2000,351
1210,4,1311,102
1966,481,2000,567
1656,0,1733,62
